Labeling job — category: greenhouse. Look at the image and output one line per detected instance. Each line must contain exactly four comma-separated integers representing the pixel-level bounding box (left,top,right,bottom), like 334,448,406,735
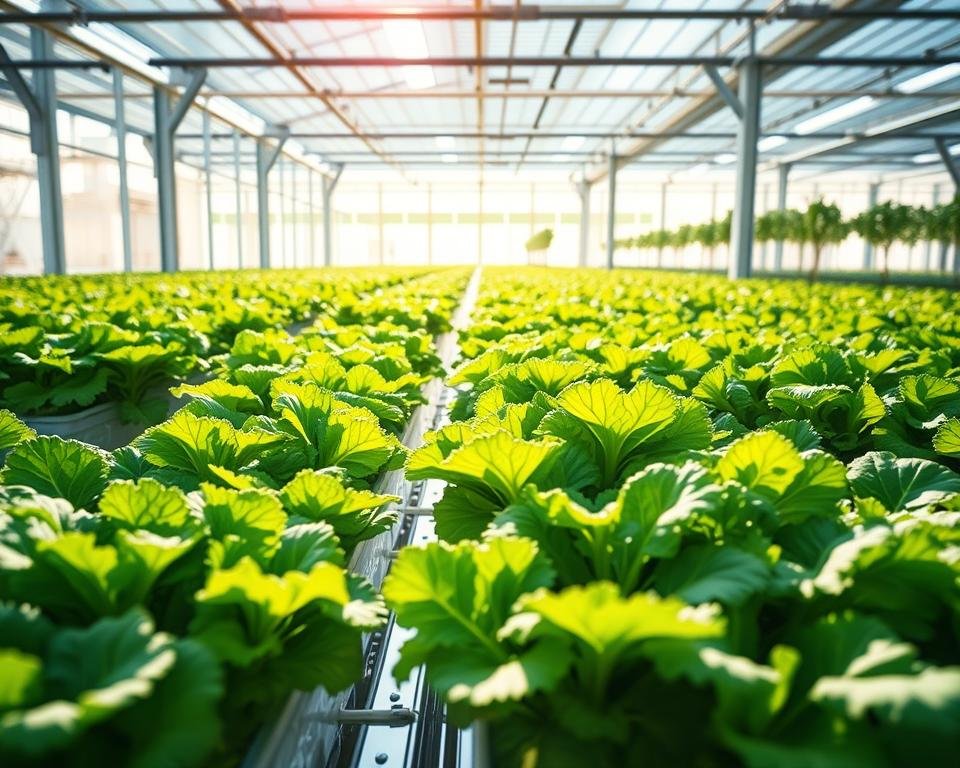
1,2,959,768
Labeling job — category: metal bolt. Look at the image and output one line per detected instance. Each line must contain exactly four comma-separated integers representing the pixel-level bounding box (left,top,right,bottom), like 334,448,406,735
389,692,401,702
375,753,389,765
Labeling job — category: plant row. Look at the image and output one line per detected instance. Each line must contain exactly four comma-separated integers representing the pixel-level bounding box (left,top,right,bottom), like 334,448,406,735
384,268,960,768
616,196,960,280
0,268,471,767
0,267,436,421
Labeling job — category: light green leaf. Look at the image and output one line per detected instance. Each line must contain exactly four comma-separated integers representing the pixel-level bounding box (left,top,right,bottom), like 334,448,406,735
0,409,36,453
98,478,194,536
0,436,109,510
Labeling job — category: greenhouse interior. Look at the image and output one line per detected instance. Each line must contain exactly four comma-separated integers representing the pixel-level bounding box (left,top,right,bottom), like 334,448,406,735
1,2,960,768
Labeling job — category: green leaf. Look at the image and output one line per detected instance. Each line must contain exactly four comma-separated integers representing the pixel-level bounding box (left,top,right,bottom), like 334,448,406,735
429,639,573,709
0,409,37,453
269,522,344,573
267,381,404,480
898,374,960,429
512,582,725,701
279,469,397,552
189,557,359,667
385,538,554,680
200,483,286,567
717,431,804,497
765,419,822,451
1,436,109,509
933,418,960,458
0,610,177,756
135,410,286,488
766,383,884,452
98,478,195,536
48,367,110,409
170,380,262,414
540,378,681,487
810,666,960,735
653,545,770,606
847,451,960,512
410,430,562,504
111,638,222,768
0,649,43,710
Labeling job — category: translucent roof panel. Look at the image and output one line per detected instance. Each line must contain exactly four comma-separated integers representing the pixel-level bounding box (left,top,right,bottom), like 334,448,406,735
0,0,957,180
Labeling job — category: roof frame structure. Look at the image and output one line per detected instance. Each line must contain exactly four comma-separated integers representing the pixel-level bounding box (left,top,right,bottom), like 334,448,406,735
1,1,958,179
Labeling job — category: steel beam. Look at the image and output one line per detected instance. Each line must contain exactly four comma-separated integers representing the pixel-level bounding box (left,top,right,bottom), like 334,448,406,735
154,67,207,272
322,163,343,267
606,147,617,270
233,130,243,267
863,182,879,270
705,65,742,119
146,55,960,69
4,7,960,23
577,180,590,268
112,70,133,272
729,57,761,280
255,127,289,269
774,163,790,272
935,138,960,191
181,129,960,141
87,87,960,101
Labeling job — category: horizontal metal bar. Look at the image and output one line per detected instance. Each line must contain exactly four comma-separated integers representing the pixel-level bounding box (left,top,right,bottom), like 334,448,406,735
329,708,418,727
55,88,960,101
0,58,109,70
398,506,436,517
317,158,921,167
179,129,960,141
2,6,958,23
145,55,960,69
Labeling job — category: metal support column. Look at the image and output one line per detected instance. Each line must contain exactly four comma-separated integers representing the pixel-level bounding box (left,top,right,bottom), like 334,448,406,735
377,182,384,265
863,182,879,270
0,34,67,273
926,184,940,272
290,163,298,267
577,179,590,268
427,182,433,265
606,145,617,270
278,160,287,267
203,110,214,269
113,69,133,272
233,130,243,268
322,163,343,267
760,184,770,271
153,67,206,272
308,169,316,266
477,178,484,266
935,138,960,191
657,183,667,268
729,56,761,279
774,163,789,272
255,127,288,269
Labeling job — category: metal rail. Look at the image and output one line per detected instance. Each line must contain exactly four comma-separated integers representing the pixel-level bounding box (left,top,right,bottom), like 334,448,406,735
2,6,959,23
141,55,960,69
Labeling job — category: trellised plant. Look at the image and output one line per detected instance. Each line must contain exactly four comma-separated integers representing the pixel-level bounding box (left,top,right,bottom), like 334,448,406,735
616,196,959,282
